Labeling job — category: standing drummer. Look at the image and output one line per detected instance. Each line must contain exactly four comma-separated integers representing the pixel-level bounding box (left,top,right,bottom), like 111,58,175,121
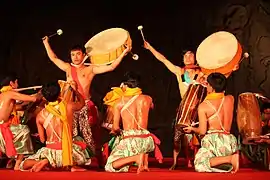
143,41,204,169
42,36,131,168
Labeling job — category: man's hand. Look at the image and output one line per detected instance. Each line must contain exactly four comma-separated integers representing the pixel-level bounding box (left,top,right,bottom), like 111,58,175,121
69,80,78,91
183,126,193,133
35,91,43,102
110,127,121,136
42,36,49,43
144,41,151,50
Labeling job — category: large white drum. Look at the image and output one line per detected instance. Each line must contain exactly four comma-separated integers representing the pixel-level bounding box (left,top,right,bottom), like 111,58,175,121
84,28,132,65
196,31,242,77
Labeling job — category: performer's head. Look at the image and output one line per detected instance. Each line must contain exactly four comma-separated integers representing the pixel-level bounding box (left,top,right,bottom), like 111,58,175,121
0,73,19,89
41,81,61,102
70,45,86,65
183,51,195,66
121,71,140,90
206,72,227,93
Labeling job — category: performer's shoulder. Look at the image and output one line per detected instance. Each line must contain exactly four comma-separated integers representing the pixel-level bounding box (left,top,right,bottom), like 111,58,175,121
138,94,153,103
225,95,234,102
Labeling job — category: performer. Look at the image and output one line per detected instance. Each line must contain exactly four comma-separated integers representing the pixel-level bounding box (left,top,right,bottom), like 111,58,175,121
144,41,203,98
104,72,163,173
42,36,131,167
20,81,89,172
184,72,239,173
0,74,39,170
144,41,203,169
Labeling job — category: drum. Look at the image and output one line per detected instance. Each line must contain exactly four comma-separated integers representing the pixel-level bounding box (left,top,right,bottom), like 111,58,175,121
176,84,207,130
102,106,114,131
196,31,242,78
237,92,262,144
58,80,74,102
84,28,132,65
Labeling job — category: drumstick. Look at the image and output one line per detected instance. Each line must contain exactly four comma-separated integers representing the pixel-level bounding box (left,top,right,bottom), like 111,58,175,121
239,52,249,64
14,86,42,92
137,25,145,41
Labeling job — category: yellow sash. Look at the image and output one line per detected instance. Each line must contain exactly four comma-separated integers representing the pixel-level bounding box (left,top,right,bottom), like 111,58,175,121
45,101,73,166
103,87,142,107
205,92,225,100
0,86,20,124
0,86,13,93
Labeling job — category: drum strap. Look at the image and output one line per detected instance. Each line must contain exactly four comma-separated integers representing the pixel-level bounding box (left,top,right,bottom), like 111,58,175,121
205,97,228,132
71,66,86,99
120,95,144,130
42,107,62,142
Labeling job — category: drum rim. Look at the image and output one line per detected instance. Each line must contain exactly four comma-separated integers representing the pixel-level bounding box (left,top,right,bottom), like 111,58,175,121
196,31,242,76
85,28,129,55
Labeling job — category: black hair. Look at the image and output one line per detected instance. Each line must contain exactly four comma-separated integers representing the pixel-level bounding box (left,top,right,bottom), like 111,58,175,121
122,71,141,88
41,81,61,102
70,44,86,54
0,72,18,89
207,72,227,93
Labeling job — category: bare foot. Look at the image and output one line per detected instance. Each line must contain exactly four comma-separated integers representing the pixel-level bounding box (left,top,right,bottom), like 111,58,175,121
231,153,239,174
187,160,193,168
30,159,49,172
135,154,144,174
143,154,149,172
14,160,22,171
169,164,177,170
71,166,87,172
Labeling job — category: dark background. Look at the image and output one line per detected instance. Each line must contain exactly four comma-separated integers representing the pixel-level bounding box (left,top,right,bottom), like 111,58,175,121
1,0,270,157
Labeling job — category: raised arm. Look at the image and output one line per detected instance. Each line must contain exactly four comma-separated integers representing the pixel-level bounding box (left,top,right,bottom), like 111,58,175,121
91,46,130,74
42,36,70,72
144,41,179,75
8,91,37,102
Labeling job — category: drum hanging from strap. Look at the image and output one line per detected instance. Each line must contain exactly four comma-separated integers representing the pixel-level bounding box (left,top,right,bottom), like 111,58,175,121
102,106,114,131
58,80,74,102
176,83,207,130
196,31,242,77
237,92,262,144
85,28,132,65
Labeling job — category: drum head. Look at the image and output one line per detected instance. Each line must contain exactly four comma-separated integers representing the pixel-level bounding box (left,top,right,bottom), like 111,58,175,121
196,31,242,75
85,28,129,55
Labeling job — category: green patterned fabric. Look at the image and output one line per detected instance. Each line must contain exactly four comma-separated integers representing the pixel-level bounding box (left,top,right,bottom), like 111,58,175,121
20,141,89,170
105,129,155,172
0,124,34,157
194,130,238,172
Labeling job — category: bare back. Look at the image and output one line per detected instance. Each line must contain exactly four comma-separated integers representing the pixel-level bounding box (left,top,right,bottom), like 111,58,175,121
0,93,16,122
119,95,153,131
66,65,95,99
36,109,63,143
200,95,234,132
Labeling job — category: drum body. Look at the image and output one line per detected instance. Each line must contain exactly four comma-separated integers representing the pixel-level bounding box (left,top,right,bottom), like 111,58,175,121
196,31,242,78
102,106,114,131
237,92,262,144
85,28,132,65
58,80,74,103
176,84,207,129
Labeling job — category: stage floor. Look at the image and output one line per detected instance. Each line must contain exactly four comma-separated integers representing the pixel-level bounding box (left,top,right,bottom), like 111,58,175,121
0,158,269,180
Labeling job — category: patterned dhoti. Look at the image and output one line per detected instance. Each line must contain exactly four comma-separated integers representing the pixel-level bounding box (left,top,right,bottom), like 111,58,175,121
105,129,162,172
19,141,89,170
0,124,34,157
194,130,238,172
73,100,99,156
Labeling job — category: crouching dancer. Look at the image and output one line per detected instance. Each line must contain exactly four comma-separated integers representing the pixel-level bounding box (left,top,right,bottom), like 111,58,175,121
105,72,163,174
183,73,239,173
20,81,89,172
0,74,38,170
